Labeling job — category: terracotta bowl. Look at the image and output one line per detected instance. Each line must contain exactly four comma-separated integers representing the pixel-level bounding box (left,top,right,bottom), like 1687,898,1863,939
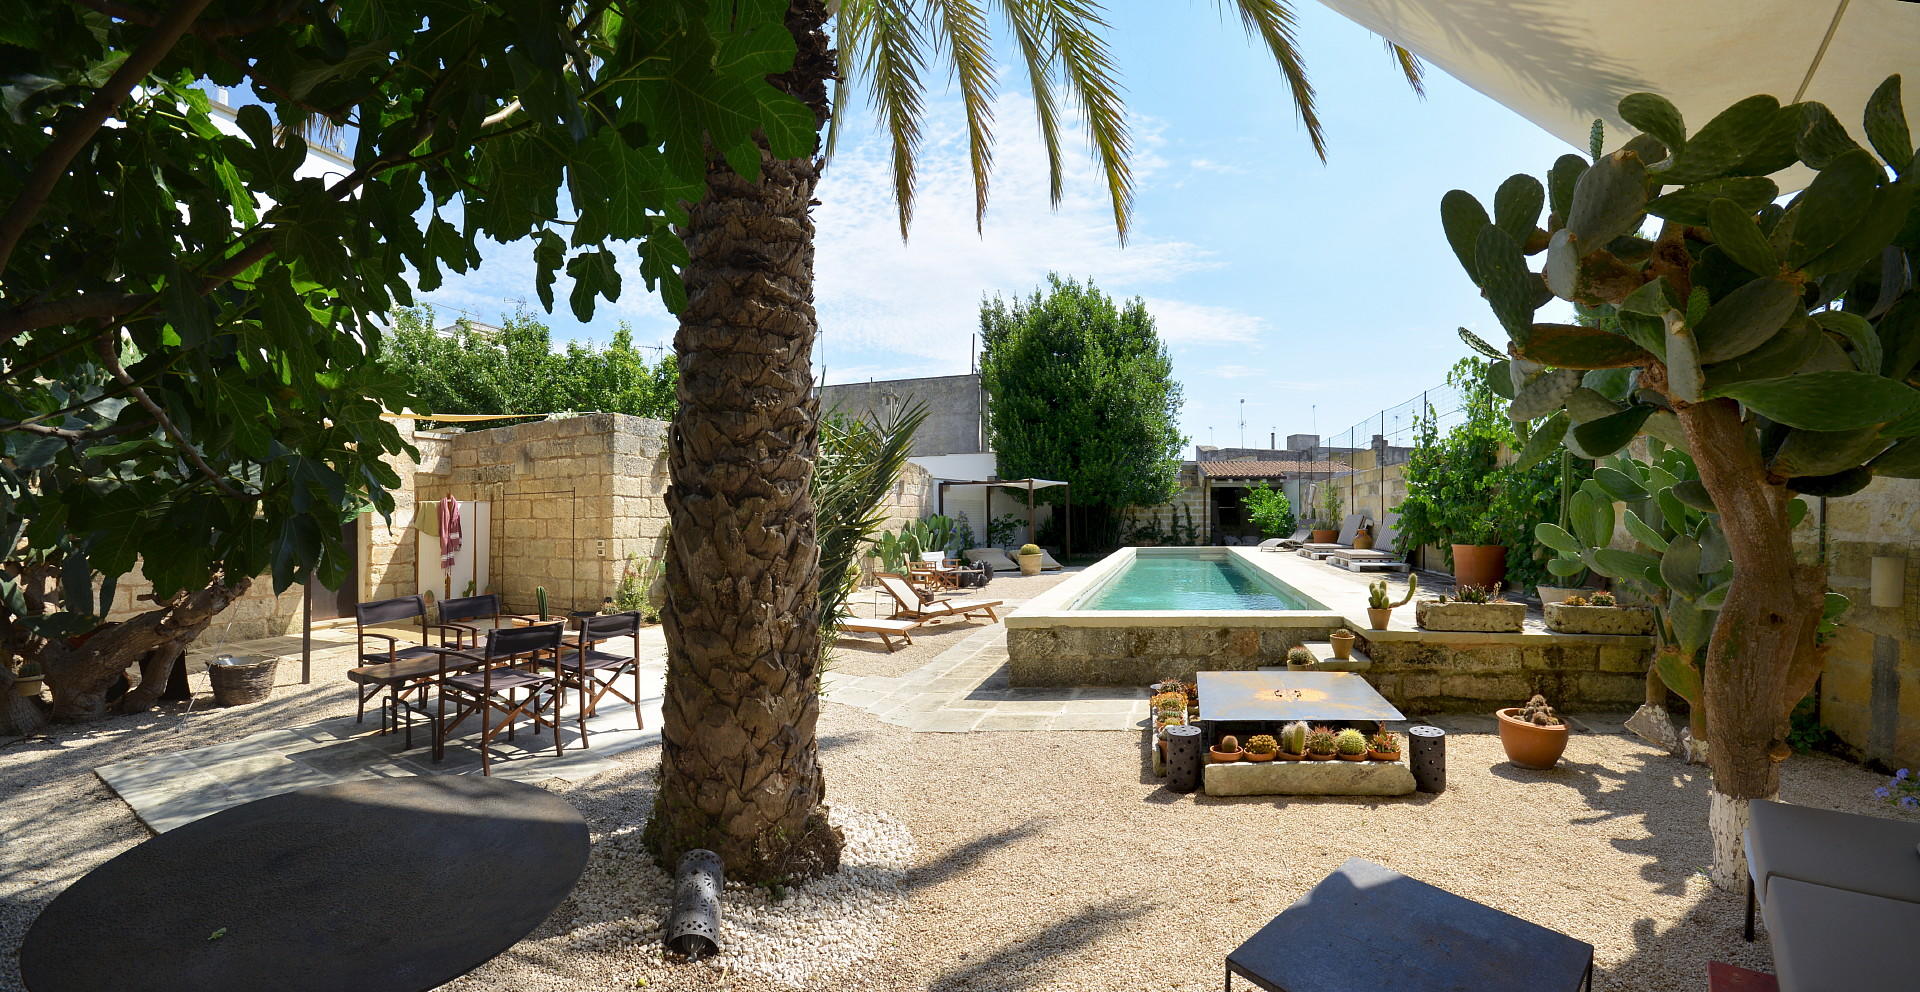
1496,707,1570,769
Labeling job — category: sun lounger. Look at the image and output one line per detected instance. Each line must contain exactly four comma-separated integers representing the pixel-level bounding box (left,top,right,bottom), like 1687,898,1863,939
876,574,1003,624
964,547,1020,571
1037,549,1064,570
1326,512,1411,572
1259,528,1310,551
835,617,917,651
1299,513,1367,559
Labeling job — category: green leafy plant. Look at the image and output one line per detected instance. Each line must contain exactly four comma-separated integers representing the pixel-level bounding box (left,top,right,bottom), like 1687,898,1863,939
1241,482,1297,537
1367,575,1418,610
610,553,665,622
1245,734,1279,756
1334,728,1368,755
818,404,925,644
988,514,1026,548
1316,484,1344,530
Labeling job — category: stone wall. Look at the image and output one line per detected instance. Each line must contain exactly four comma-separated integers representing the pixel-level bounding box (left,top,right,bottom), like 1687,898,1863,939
817,374,985,456
103,573,309,645
1119,464,1210,543
1803,477,1920,769
1006,622,1650,712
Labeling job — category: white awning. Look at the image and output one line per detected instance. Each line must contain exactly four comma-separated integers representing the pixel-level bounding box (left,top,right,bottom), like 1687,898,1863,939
1317,0,1920,191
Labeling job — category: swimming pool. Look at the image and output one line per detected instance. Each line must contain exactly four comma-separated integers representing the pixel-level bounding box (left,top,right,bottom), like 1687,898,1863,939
1072,549,1323,611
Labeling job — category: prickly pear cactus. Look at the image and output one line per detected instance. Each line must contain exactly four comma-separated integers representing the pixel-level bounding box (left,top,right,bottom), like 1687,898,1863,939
1443,75,1920,495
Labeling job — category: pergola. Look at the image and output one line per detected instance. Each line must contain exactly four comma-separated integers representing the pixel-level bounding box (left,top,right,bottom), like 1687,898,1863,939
936,478,1072,562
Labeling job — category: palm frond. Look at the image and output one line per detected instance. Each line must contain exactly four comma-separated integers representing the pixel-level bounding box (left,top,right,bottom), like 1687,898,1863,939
993,0,1066,209
927,0,999,231
1035,0,1133,242
814,402,928,638
1385,40,1425,98
1220,0,1324,162
839,0,930,240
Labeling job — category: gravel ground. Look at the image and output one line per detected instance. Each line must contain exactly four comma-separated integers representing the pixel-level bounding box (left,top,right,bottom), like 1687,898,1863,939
828,569,1074,679
6,615,1917,992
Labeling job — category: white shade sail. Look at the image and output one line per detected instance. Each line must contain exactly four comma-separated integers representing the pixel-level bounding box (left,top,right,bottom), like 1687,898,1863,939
1318,0,1920,190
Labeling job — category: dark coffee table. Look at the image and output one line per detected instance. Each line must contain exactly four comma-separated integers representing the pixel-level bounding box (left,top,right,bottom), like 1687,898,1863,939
1226,858,1594,991
20,776,590,992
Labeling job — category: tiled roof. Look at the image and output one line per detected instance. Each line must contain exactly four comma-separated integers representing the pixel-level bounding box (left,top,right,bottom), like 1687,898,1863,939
1198,459,1344,478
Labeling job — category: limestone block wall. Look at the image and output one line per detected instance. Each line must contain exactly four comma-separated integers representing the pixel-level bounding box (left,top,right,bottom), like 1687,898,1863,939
103,572,308,645
1803,477,1920,769
1361,637,1647,713
362,424,444,605
1120,465,1209,543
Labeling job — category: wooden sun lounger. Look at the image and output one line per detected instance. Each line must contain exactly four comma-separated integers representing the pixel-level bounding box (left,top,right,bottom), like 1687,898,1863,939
835,617,917,651
1300,513,1368,559
875,574,1003,624
1326,513,1411,572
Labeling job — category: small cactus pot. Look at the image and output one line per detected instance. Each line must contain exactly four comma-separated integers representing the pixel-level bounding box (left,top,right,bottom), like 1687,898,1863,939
1276,749,1303,761
1209,746,1244,763
1366,607,1392,630
1329,630,1354,659
1245,750,1275,763
1018,552,1042,576
1305,750,1336,762
1496,707,1570,769
1368,748,1401,762
1336,750,1367,762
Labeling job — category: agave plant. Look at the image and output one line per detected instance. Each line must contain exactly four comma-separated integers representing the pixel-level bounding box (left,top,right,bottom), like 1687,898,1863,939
1444,75,1915,889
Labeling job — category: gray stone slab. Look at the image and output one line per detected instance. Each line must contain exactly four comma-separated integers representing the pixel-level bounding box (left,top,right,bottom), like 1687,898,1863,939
990,699,1066,715
1204,759,1417,797
903,710,986,733
973,713,1056,732
1050,713,1137,732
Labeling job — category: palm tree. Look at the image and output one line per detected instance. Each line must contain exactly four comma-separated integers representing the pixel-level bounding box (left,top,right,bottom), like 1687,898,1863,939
647,0,1423,880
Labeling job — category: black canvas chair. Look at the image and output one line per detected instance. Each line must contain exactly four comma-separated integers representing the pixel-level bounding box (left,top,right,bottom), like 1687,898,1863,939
430,623,568,775
346,594,465,745
434,593,529,646
555,611,645,744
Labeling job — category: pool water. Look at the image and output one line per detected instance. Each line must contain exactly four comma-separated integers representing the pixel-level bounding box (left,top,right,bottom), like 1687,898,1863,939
1075,552,1321,611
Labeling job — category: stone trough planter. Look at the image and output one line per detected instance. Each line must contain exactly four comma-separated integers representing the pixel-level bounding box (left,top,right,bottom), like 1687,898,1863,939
1543,603,1654,635
1203,759,1415,797
1414,600,1525,633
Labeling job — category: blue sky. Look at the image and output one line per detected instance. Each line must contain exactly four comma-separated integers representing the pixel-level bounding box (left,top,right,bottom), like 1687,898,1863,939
425,3,1581,453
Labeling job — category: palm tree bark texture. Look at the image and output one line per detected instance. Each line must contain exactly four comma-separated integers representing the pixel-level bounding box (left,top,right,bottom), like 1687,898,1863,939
646,0,844,881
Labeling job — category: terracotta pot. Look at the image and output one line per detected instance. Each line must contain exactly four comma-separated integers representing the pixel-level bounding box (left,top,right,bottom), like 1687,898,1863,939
1337,751,1367,762
1019,553,1042,576
1245,750,1276,762
1306,751,1336,761
1451,544,1508,590
1310,529,1337,543
1209,747,1243,763
1329,631,1354,659
14,675,45,698
1277,750,1303,761
1353,530,1375,550
1496,707,1570,769
1366,607,1392,630
1368,749,1401,763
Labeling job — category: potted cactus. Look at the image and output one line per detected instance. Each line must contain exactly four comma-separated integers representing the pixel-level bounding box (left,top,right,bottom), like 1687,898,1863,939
1415,583,1525,632
1544,587,1655,635
1497,694,1570,769
1284,645,1315,671
1210,733,1244,763
1368,729,1401,762
1329,628,1355,660
1244,734,1279,763
1365,575,1416,630
13,661,45,699
1017,543,1043,576
1278,721,1307,760
1303,725,1338,761
1334,727,1369,762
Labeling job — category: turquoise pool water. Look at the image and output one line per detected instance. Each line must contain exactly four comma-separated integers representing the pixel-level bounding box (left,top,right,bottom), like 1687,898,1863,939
1075,552,1321,611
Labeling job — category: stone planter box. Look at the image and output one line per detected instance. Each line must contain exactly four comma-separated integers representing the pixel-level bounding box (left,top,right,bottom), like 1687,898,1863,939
1203,759,1415,797
1414,600,1525,633
1543,603,1654,635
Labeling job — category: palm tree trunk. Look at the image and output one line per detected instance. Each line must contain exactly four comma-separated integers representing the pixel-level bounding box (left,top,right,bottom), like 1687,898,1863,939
645,0,843,882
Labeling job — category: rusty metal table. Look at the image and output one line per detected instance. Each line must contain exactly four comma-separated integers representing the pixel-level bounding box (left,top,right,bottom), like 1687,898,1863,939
1196,670,1405,725
1226,857,1594,991
19,776,589,992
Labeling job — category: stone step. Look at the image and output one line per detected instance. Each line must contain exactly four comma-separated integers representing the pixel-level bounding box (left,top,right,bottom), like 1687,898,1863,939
1254,641,1372,672
1203,757,1415,797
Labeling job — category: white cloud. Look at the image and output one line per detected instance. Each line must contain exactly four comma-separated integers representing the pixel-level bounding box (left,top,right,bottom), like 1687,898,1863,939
1140,297,1266,345
1189,158,1246,175
814,93,1225,376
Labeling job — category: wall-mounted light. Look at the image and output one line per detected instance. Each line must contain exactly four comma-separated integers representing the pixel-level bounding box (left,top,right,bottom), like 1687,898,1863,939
1870,555,1906,608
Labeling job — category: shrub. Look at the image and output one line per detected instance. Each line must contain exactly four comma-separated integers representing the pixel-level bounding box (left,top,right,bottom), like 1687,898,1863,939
1241,482,1296,538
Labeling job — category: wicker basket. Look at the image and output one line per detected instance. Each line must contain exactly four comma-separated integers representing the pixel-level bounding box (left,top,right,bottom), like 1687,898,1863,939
207,655,279,707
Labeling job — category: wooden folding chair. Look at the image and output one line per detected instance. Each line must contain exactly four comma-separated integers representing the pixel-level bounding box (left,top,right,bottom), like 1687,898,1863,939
429,623,568,775
553,611,645,746
345,594,473,746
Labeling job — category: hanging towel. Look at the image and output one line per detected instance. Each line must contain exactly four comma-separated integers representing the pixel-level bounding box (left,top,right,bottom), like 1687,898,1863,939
438,496,462,571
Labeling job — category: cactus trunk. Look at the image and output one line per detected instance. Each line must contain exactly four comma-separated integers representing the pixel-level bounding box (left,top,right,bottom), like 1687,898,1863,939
1674,394,1827,890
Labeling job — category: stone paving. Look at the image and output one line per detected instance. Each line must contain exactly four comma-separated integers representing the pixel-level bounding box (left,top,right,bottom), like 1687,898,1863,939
822,622,1151,733
96,627,667,832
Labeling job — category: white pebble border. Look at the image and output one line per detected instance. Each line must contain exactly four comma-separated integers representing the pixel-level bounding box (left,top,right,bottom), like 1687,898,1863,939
562,802,913,990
